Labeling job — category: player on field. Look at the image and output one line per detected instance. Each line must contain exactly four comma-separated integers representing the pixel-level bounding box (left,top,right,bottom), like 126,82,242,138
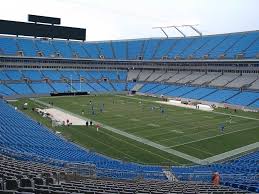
219,123,225,133
161,108,165,114
228,116,232,124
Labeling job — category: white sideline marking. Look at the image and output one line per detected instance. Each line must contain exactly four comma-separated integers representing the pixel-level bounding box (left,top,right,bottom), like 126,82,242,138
170,130,184,134
116,95,259,121
202,142,259,163
203,116,214,119
169,125,259,148
147,123,160,127
130,118,140,122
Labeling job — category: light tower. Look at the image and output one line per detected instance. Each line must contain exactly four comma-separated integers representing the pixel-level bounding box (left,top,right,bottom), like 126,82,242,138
153,24,202,38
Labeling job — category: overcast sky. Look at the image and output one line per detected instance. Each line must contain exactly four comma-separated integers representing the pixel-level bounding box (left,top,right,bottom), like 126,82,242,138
0,0,258,41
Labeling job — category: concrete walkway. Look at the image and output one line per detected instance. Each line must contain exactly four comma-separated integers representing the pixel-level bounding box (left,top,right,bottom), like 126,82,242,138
31,98,259,165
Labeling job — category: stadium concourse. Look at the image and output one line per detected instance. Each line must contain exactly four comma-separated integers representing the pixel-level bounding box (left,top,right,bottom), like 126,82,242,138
0,30,258,194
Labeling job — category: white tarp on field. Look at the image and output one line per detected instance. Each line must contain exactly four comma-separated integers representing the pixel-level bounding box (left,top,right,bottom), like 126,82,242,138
157,101,214,111
38,108,87,125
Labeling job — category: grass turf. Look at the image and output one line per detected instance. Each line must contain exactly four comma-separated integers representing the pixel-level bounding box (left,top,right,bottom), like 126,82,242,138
10,94,259,165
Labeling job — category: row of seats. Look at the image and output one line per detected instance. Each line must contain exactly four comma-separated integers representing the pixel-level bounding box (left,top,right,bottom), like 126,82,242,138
0,70,128,81
0,100,165,181
1,69,259,90
0,30,258,59
0,81,136,95
1,80,259,108
0,152,245,194
139,83,259,108
171,151,259,193
127,70,259,89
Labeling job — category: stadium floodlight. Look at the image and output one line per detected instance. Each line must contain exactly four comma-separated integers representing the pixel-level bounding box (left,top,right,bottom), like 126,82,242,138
182,24,202,36
152,27,169,38
153,24,202,38
172,26,186,37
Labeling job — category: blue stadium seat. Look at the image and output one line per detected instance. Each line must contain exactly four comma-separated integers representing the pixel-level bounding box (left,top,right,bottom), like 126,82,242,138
127,40,145,59
112,41,127,59
83,43,100,58
182,87,217,100
22,70,42,80
30,83,53,94
166,85,196,97
17,38,37,57
112,82,126,91
0,37,18,55
167,38,193,59
153,39,175,59
143,39,161,60
51,82,71,93
202,89,239,103
35,39,56,57
0,84,17,96
226,91,259,106
7,83,34,94
52,41,73,58
97,42,114,59
3,70,23,80
69,41,89,58
209,33,244,59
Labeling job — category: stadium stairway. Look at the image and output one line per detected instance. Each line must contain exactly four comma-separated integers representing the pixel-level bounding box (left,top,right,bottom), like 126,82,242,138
162,85,182,96
177,86,198,97
2,83,18,95
223,90,242,102
26,82,36,94
223,75,243,87
204,73,224,86
247,97,259,106
197,88,218,100
47,82,57,93
109,82,117,91
132,83,144,91
163,169,177,182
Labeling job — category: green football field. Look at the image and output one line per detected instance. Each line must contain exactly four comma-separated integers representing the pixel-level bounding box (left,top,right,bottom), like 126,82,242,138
11,94,259,166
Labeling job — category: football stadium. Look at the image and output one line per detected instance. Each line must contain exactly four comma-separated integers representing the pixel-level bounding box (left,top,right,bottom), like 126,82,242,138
0,1,258,193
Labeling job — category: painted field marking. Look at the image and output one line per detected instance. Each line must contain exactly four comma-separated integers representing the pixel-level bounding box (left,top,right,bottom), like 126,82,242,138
147,123,160,127
169,125,259,148
203,116,214,119
130,118,140,122
116,95,259,121
170,130,184,134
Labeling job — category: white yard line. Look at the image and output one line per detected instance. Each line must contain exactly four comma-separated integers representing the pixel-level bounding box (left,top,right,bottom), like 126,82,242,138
158,120,252,143
169,126,259,148
201,142,259,163
116,95,259,121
